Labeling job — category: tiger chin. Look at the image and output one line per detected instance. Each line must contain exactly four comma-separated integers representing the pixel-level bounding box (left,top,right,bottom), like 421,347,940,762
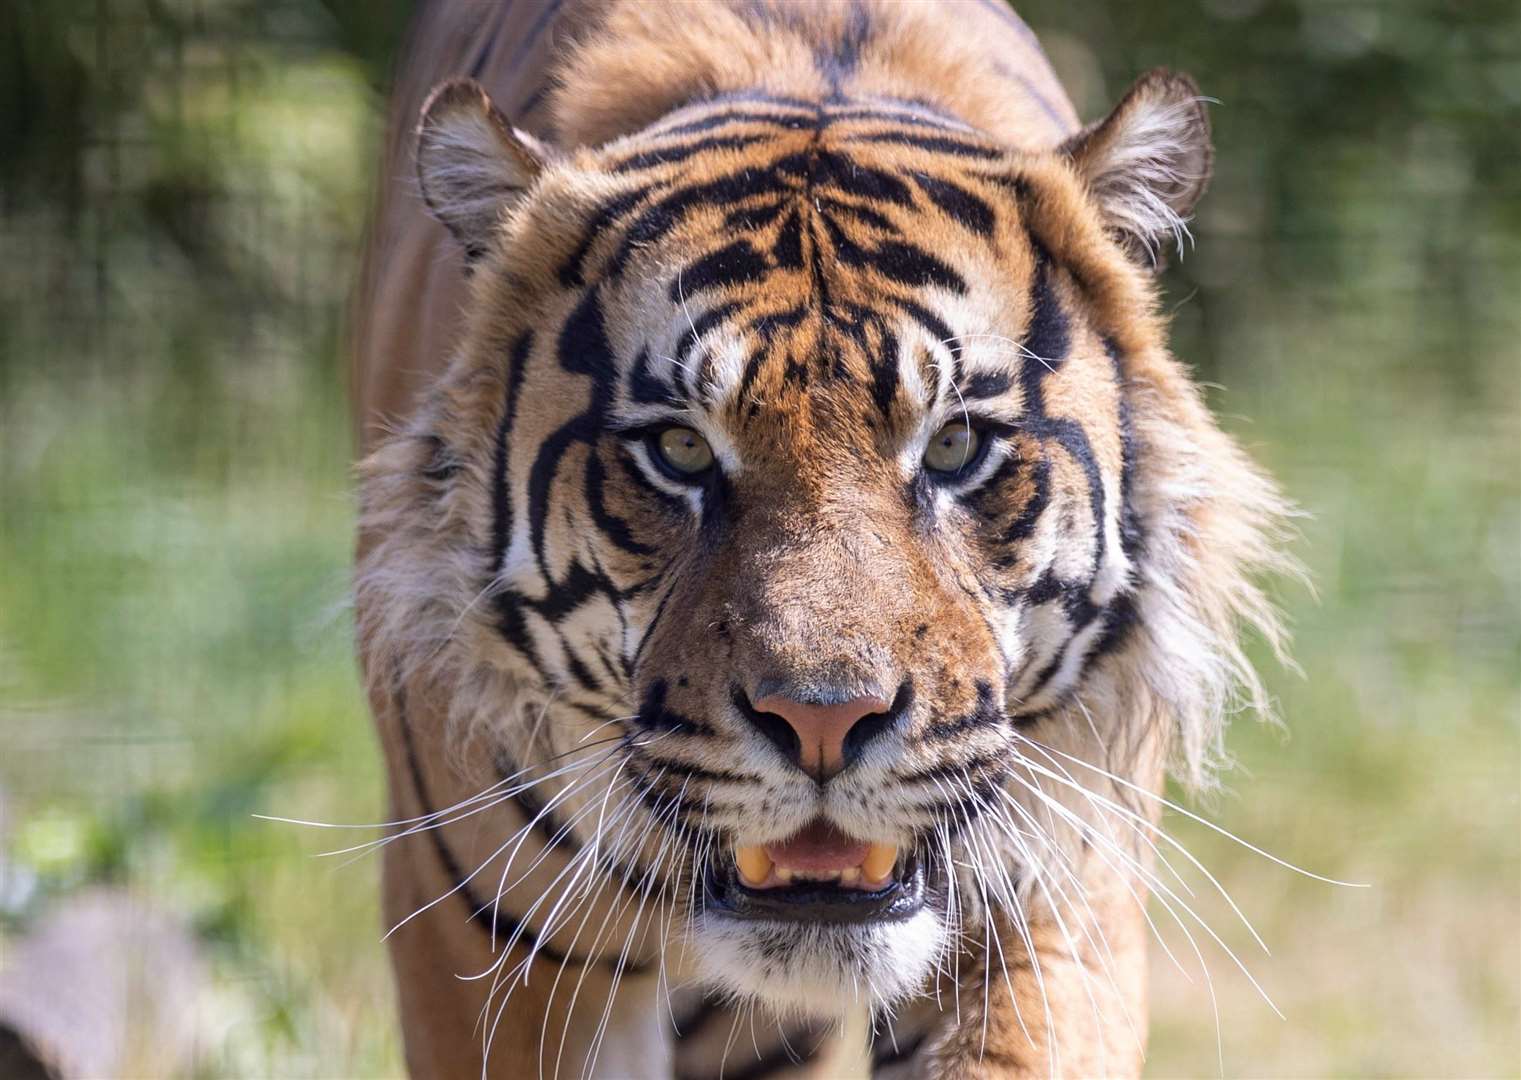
352,2,1294,1077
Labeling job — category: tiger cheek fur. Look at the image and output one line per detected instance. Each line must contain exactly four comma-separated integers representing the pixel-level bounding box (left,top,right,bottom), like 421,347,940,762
355,3,1293,1077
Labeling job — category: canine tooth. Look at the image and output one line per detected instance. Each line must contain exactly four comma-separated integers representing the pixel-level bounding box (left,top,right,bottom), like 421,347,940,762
838,866,861,886
862,843,897,884
735,846,772,886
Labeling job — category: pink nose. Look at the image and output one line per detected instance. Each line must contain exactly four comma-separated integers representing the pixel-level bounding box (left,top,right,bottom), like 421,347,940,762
748,691,893,780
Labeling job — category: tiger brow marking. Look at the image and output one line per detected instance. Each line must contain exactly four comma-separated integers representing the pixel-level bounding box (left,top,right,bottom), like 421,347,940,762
842,130,1005,160
609,133,771,174
647,108,815,141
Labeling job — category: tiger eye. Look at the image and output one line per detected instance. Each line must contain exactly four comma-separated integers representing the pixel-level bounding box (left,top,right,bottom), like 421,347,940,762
923,421,981,474
655,426,715,475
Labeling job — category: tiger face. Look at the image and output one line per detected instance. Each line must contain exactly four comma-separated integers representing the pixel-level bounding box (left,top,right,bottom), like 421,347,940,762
375,73,1222,1014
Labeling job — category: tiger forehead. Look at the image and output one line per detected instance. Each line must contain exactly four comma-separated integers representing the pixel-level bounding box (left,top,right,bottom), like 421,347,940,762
577,98,1043,426
563,95,1028,299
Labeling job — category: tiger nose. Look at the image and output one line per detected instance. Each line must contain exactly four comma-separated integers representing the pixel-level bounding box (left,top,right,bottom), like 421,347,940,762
736,683,907,781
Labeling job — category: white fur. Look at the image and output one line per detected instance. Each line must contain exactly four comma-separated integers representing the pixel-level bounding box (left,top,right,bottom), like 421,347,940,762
1080,95,1208,264
694,907,944,1017
417,104,541,247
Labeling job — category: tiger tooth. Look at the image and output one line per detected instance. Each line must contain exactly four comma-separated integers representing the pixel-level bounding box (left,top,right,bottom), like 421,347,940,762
862,843,898,885
774,866,794,884
735,846,772,886
838,866,861,887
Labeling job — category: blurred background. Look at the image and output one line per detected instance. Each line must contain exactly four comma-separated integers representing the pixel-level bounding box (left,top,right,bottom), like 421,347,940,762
0,0,1516,1076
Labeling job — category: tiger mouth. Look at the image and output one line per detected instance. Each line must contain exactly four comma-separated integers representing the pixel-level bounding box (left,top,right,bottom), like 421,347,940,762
705,819,927,924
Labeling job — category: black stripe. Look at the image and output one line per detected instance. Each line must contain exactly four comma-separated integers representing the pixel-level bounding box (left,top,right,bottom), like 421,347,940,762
585,451,655,556
559,186,656,288
812,147,916,205
912,173,996,237
920,680,1001,742
652,108,816,139
608,169,793,281
625,741,764,788
673,995,725,1040
496,748,572,851
693,89,821,113
816,195,896,232
507,0,563,71
888,298,956,350
844,131,1003,159
1009,256,1114,706
826,220,967,294
962,370,1012,400
491,331,533,570
893,752,1005,788
629,345,677,406
618,452,689,520
872,1029,929,1071
869,324,901,417
675,242,770,299
998,457,1051,544
825,105,969,131
515,80,550,118
976,0,1040,46
633,679,713,736
612,133,770,174
466,7,503,80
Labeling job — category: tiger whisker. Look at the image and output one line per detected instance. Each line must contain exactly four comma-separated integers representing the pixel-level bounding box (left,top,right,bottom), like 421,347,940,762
1022,735,1367,888
404,743,626,884
565,773,686,1080
1000,764,1141,999
972,774,1141,1065
1010,734,1274,951
263,733,634,865
467,779,643,989
991,778,1242,1048
391,759,631,946
477,773,648,1072
535,769,678,1076
252,732,623,835
581,791,690,1080
992,776,1204,984
938,775,1049,1069
485,763,639,951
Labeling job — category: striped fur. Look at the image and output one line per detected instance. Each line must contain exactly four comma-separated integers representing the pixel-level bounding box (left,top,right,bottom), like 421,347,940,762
352,3,1293,1077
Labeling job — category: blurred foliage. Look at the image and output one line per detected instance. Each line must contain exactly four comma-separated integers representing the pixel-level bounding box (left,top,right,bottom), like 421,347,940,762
0,1,1517,1076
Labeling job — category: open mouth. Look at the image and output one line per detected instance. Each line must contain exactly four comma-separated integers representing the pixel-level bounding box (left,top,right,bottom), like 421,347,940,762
705,819,926,924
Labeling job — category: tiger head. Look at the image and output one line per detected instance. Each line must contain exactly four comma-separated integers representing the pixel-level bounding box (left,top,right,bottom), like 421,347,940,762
357,71,1288,1016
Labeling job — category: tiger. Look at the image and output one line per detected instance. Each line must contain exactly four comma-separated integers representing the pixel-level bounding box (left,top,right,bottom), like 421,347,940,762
350,1,1294,1077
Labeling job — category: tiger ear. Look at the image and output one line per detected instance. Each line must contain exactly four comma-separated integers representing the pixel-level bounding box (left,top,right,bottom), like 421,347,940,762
416,78,550,262
1060,68,1213,266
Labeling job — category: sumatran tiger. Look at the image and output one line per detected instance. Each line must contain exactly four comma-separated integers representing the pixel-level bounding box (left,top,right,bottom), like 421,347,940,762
350,1,1294,1076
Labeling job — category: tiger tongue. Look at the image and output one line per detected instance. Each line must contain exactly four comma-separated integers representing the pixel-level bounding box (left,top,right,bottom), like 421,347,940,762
764,819,871,873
